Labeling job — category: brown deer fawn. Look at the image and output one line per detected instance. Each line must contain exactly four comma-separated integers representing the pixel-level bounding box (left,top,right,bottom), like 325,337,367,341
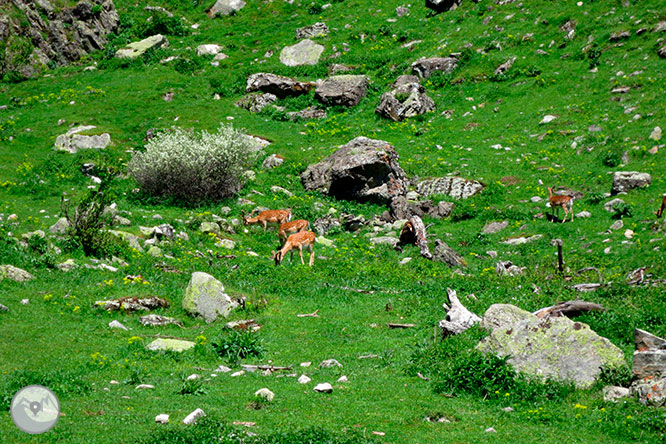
547,187,574,223
243,209,291,231
277,219,310,244
273,231,316,266
656,195,666,218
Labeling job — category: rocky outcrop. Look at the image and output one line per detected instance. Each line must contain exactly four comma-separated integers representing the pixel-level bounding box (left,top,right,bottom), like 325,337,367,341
279,39,324,66
182,272,238,323
301,137,408,205
54,125,111,153
416,176,484,199
477,304,626,388
1,0,119,79
246,73,314,98
376,76,435,121
115,34,169,59
207,0,245,17
315,75,368,107
411,57,458,78
611,171,651,194
425,0,462,12
630,329,666,406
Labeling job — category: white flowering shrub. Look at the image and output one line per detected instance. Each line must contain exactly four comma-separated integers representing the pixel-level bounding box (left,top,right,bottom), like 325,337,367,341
128,125,259,202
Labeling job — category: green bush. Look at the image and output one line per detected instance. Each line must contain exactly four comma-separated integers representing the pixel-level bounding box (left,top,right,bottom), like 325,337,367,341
598,149,622,167
611,201,633,219
128,124,259,204
137,11,189,37
211,330,264,365
173,56,205,75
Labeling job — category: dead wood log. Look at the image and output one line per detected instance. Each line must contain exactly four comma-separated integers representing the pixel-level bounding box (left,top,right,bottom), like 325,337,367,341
399,216,432,259
438,288,481,337
387,323,416,329
297,309,319,317
533,300,605,319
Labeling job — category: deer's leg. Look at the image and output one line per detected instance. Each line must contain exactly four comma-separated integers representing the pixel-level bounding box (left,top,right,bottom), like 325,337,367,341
298,246,305,265
309,246,314,267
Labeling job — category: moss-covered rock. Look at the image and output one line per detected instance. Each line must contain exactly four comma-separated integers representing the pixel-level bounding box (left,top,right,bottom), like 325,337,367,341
146,338,195,352
182,272,238,323
476,304,626,388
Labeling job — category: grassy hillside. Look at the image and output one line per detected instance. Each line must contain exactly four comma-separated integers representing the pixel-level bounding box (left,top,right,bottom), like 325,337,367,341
1,0,665,442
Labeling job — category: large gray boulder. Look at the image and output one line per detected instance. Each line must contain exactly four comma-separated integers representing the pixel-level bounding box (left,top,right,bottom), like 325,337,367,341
207,0,246,17
376,76,435,121
411,57,458,78
54,125,111,153
246,73,315,98
611,171,651,194
426,0,462,12
416,176,484,199
182,272,238,323
476,304,626,388
115,34,168,59
301,137,408,205
0,265,34,283
279,39,324,66
315,75,368,107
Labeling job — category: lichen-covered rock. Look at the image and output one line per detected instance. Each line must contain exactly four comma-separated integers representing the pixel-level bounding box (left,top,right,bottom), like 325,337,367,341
315,75,368,107
433,240,466,268
207,0,245,17
301,137,408,205
262,154,284,169
611,171,651,194
416,176,484,199
631,378,666,406
182,272,238,323
0,265,34,282
108,230,144,252
115,34,169,59
630,329,666,406
246,73,315,98
476,306,626,388
54,125,111,153
49,217,71,234
199,222,221,235
480,304,532,331
234,93,277,113
279,39,324,66
411,57,458,78
376,77,435,121
146,338,196,352
295,22,329,39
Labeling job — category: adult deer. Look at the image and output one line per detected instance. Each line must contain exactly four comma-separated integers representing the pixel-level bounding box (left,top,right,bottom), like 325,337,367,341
277,219,310,244
273,231,316,266
243,209,291,231
547,187,574,223
656,195,666,218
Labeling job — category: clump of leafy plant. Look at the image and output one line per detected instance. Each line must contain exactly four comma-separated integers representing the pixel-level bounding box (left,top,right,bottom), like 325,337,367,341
178,374,207,396
212,330,264,365
611,201,633,219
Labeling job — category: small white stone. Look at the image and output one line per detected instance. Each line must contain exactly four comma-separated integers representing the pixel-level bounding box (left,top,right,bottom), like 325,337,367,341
298,375,311,384
539,114,557,124
109,320,128,330
186,374,199,381
485,427,497,433
183,408,205,425
337,375,348,383
155,414,169,424
110,380,119,385
254,388,274,402
319,359,342,368
624,229,634,239
300,362,312,367
604,247,612,254
231,371,245,377
313,383,333,393
20,299,29,305
135,384,154,389
215,365,232,373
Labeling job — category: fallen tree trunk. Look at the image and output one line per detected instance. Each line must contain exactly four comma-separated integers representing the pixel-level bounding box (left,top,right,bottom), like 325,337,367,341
533,300,605,319
399,216,432,259
438,288,480,337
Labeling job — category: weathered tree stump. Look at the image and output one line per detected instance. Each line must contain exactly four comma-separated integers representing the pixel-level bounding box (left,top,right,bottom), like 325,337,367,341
439,288,480,337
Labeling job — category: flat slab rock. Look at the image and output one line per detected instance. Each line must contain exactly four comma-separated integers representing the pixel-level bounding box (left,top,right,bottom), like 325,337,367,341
246,72,314,98
477,304,625,388
54,125,111,153
146,338,196,352
416,176,484,199
611,171,651,194
315,75,369,107
279,39,324,66
115,34,169,59
301,136,408,205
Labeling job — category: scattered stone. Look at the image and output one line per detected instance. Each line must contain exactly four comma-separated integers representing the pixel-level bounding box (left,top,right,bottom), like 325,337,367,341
279,39,324,66
659,45,666,58
540,115,557,124
20,299,29,305
215,365,232,373
501,235,543,245
320,359,342,368
439,288,480,336
313,383,333,393
603,386,630,402
611,171,651,194
610,220,624,231
502,407,514,413
287,107,327,120
376,77,435,121
262,154,284,169
477,304,626,387
295,22,329,39
115,34,169,59
95,296,169,312
649,126,662,141
199,222,221,235
230,370,245,377
182,408,206,425
146,338,196,352
301,137,408,205
425,0,462,13
576,211,591,218
0,303,8,312
271,186,293,197
108,320,128,330
108,230,144,252
216,239,236,249
609,30,631,41
433,240,466,268
147,246,162,257
630,329,666,405
139,314,182,327
485,428,497,433
496,261,525,276
155,414,169,424
298,375,311,384
329,63,354,74
49,217,70,234
494,57,516,76
411,57,458,78
234,93,277,113
337,375,348,383
396,6,409,17
246,73,314,98
416,176,484,199
254,388,274,402
54,125,111,153
196,44,223,56
370,236,399,247
225,319,261,331
0,265,34,282
315,75,368,107
135,384,154,389
483,221,508,235
604,198,626,213
183,272,239,323
208,0,245,17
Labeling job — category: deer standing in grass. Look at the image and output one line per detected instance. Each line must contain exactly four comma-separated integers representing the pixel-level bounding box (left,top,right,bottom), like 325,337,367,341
243,209,291,231
547,187,574,223
656,195,666,218
277,219,310,244
273,231,316,266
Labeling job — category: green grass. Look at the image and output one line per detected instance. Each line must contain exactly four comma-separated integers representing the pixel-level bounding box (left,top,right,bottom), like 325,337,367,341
1,0,666,442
